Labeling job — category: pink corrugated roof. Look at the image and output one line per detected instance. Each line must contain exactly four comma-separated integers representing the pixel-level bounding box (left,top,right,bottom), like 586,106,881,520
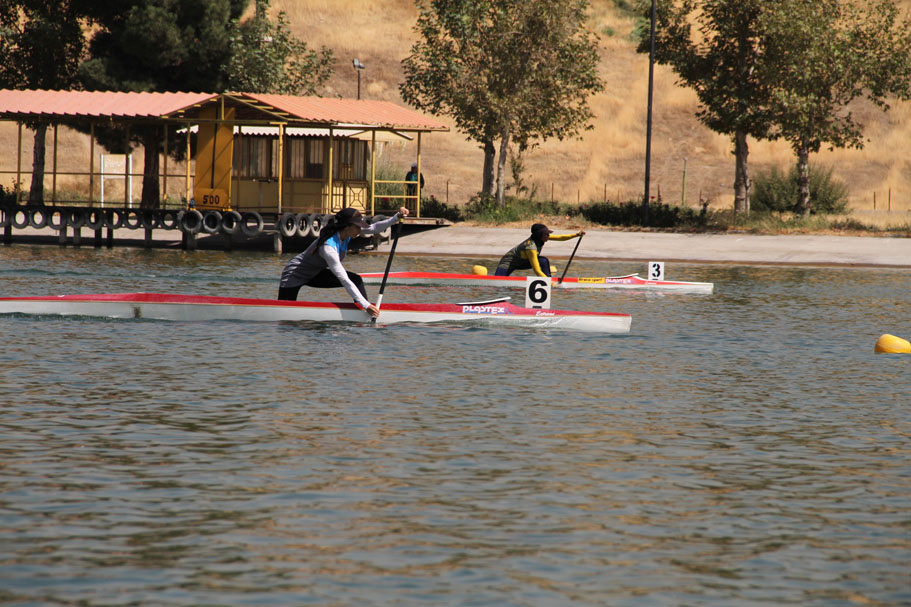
238,93,449,131
0,89,449,132
0,89,216,119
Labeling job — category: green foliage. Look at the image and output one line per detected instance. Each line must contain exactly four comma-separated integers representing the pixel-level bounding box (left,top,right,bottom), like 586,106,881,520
573,200,704,228
0,183,18,207
401,0,604,206
0,0,85,91
462,194,562,224
752,164,849,215
419,196,463,222
227,0,333,95
79,0,247,93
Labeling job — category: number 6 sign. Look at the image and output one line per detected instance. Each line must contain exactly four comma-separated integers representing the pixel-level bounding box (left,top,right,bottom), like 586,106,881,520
525,276,552,309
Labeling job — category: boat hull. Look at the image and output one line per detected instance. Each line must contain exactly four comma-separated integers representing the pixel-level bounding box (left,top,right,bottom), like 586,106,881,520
0,293,631,333
361,271,713,293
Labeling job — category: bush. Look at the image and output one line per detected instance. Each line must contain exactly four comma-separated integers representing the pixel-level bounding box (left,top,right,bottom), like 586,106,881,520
573,200,703,228
752,164,849,215
0,183,19,207
419,195,462,222
462,194,562,224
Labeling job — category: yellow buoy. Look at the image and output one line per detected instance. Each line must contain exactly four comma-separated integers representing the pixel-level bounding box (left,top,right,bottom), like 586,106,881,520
874,334,911,354
472,265,488,276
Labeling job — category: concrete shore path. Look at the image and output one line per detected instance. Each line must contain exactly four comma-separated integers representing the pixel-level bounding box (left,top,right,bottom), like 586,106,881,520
395,226,911,268
4,223,911,268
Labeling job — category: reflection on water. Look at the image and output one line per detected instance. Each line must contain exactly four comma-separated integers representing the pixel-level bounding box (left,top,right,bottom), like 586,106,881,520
1,245,910,606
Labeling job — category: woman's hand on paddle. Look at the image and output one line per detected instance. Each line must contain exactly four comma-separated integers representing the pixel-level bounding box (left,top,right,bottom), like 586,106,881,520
577,230,586,237
366,303,380,318
398,207,410,218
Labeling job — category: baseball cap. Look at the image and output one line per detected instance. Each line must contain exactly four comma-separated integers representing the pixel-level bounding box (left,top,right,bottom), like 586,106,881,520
531,223,553,236
335,208,369,230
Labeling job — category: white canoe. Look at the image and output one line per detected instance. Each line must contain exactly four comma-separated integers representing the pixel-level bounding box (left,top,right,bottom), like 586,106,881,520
0,293,632,333
362,271,713,294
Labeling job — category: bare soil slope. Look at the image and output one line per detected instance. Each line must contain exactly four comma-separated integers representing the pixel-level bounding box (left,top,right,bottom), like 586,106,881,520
284,0,911,214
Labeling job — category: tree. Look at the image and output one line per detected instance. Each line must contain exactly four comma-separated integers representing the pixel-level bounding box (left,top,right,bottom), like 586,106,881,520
643,0,911,217
78,0,249,208
401,0,604,206
640,0,775,215
0,0,86,206
226,0,333,96
760,0,911,216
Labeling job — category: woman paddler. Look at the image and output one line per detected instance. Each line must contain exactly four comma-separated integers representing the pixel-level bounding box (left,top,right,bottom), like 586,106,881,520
278,207,409,318
494,223,585,277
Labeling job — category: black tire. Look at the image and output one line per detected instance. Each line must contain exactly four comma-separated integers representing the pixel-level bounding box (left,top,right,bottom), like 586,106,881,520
66,207,86,229
85,209,105,230
308,213,323,237
140,210,158,230
103,209,124,229
221,210,242,236
28,208,49,229
123,209,141,229
240,212,263,237
11,208,29,229
295,213,311,237
278,212,297,238
180,209,203,234
47,209,65,230
201,211,223,234
159,209,179,230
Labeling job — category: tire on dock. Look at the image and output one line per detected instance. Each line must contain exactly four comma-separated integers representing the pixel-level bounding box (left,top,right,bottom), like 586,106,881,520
278,212,297,238
180,209,203,234
28,207,49,229
295,213,311,238
201,211,223,234
221,210,242,236
240,212,263,238
85,209,105,231
159,209,180,230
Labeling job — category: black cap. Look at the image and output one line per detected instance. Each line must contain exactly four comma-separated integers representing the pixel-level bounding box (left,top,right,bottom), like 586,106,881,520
335,208,369,230
531,223,553,237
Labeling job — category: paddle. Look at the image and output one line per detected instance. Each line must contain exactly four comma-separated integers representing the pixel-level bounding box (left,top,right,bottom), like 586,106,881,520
558,232,584,284
371,221,401,323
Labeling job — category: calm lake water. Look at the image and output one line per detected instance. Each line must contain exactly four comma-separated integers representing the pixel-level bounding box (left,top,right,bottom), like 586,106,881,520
1,244,909,607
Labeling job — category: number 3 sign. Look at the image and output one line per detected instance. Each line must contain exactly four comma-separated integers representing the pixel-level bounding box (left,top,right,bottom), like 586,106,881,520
525,276,552,309
648,261,665,281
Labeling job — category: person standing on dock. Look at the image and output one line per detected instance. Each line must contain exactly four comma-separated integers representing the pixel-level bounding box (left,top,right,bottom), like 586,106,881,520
405,162,424,203
494,223,584,277
278,207,408,317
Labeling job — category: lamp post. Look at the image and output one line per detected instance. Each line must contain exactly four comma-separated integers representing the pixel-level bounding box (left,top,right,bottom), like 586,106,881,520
642,0,656,226
352,58,365,99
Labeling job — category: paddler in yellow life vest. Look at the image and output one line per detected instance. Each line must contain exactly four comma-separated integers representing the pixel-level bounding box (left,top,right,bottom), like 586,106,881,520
494,223,585,277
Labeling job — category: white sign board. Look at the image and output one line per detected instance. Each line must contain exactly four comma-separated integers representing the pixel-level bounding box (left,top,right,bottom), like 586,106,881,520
648,261,665,281
525,276,552,309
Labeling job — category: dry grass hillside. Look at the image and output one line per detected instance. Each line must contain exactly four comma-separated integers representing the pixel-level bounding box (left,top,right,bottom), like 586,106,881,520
2,0,910,223
283,0,911,219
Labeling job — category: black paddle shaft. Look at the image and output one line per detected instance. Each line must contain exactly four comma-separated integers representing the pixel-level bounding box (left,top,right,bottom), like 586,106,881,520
558,233,584,284
377,222,401,299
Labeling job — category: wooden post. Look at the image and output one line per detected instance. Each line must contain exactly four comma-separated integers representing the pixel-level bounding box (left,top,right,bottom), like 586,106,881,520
52,124,58,204
874,192,876,210
416,132,422,217
370,130,377,214
89,123,95,204
16,123,22,204
162,124,168,207
277,123,284,213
